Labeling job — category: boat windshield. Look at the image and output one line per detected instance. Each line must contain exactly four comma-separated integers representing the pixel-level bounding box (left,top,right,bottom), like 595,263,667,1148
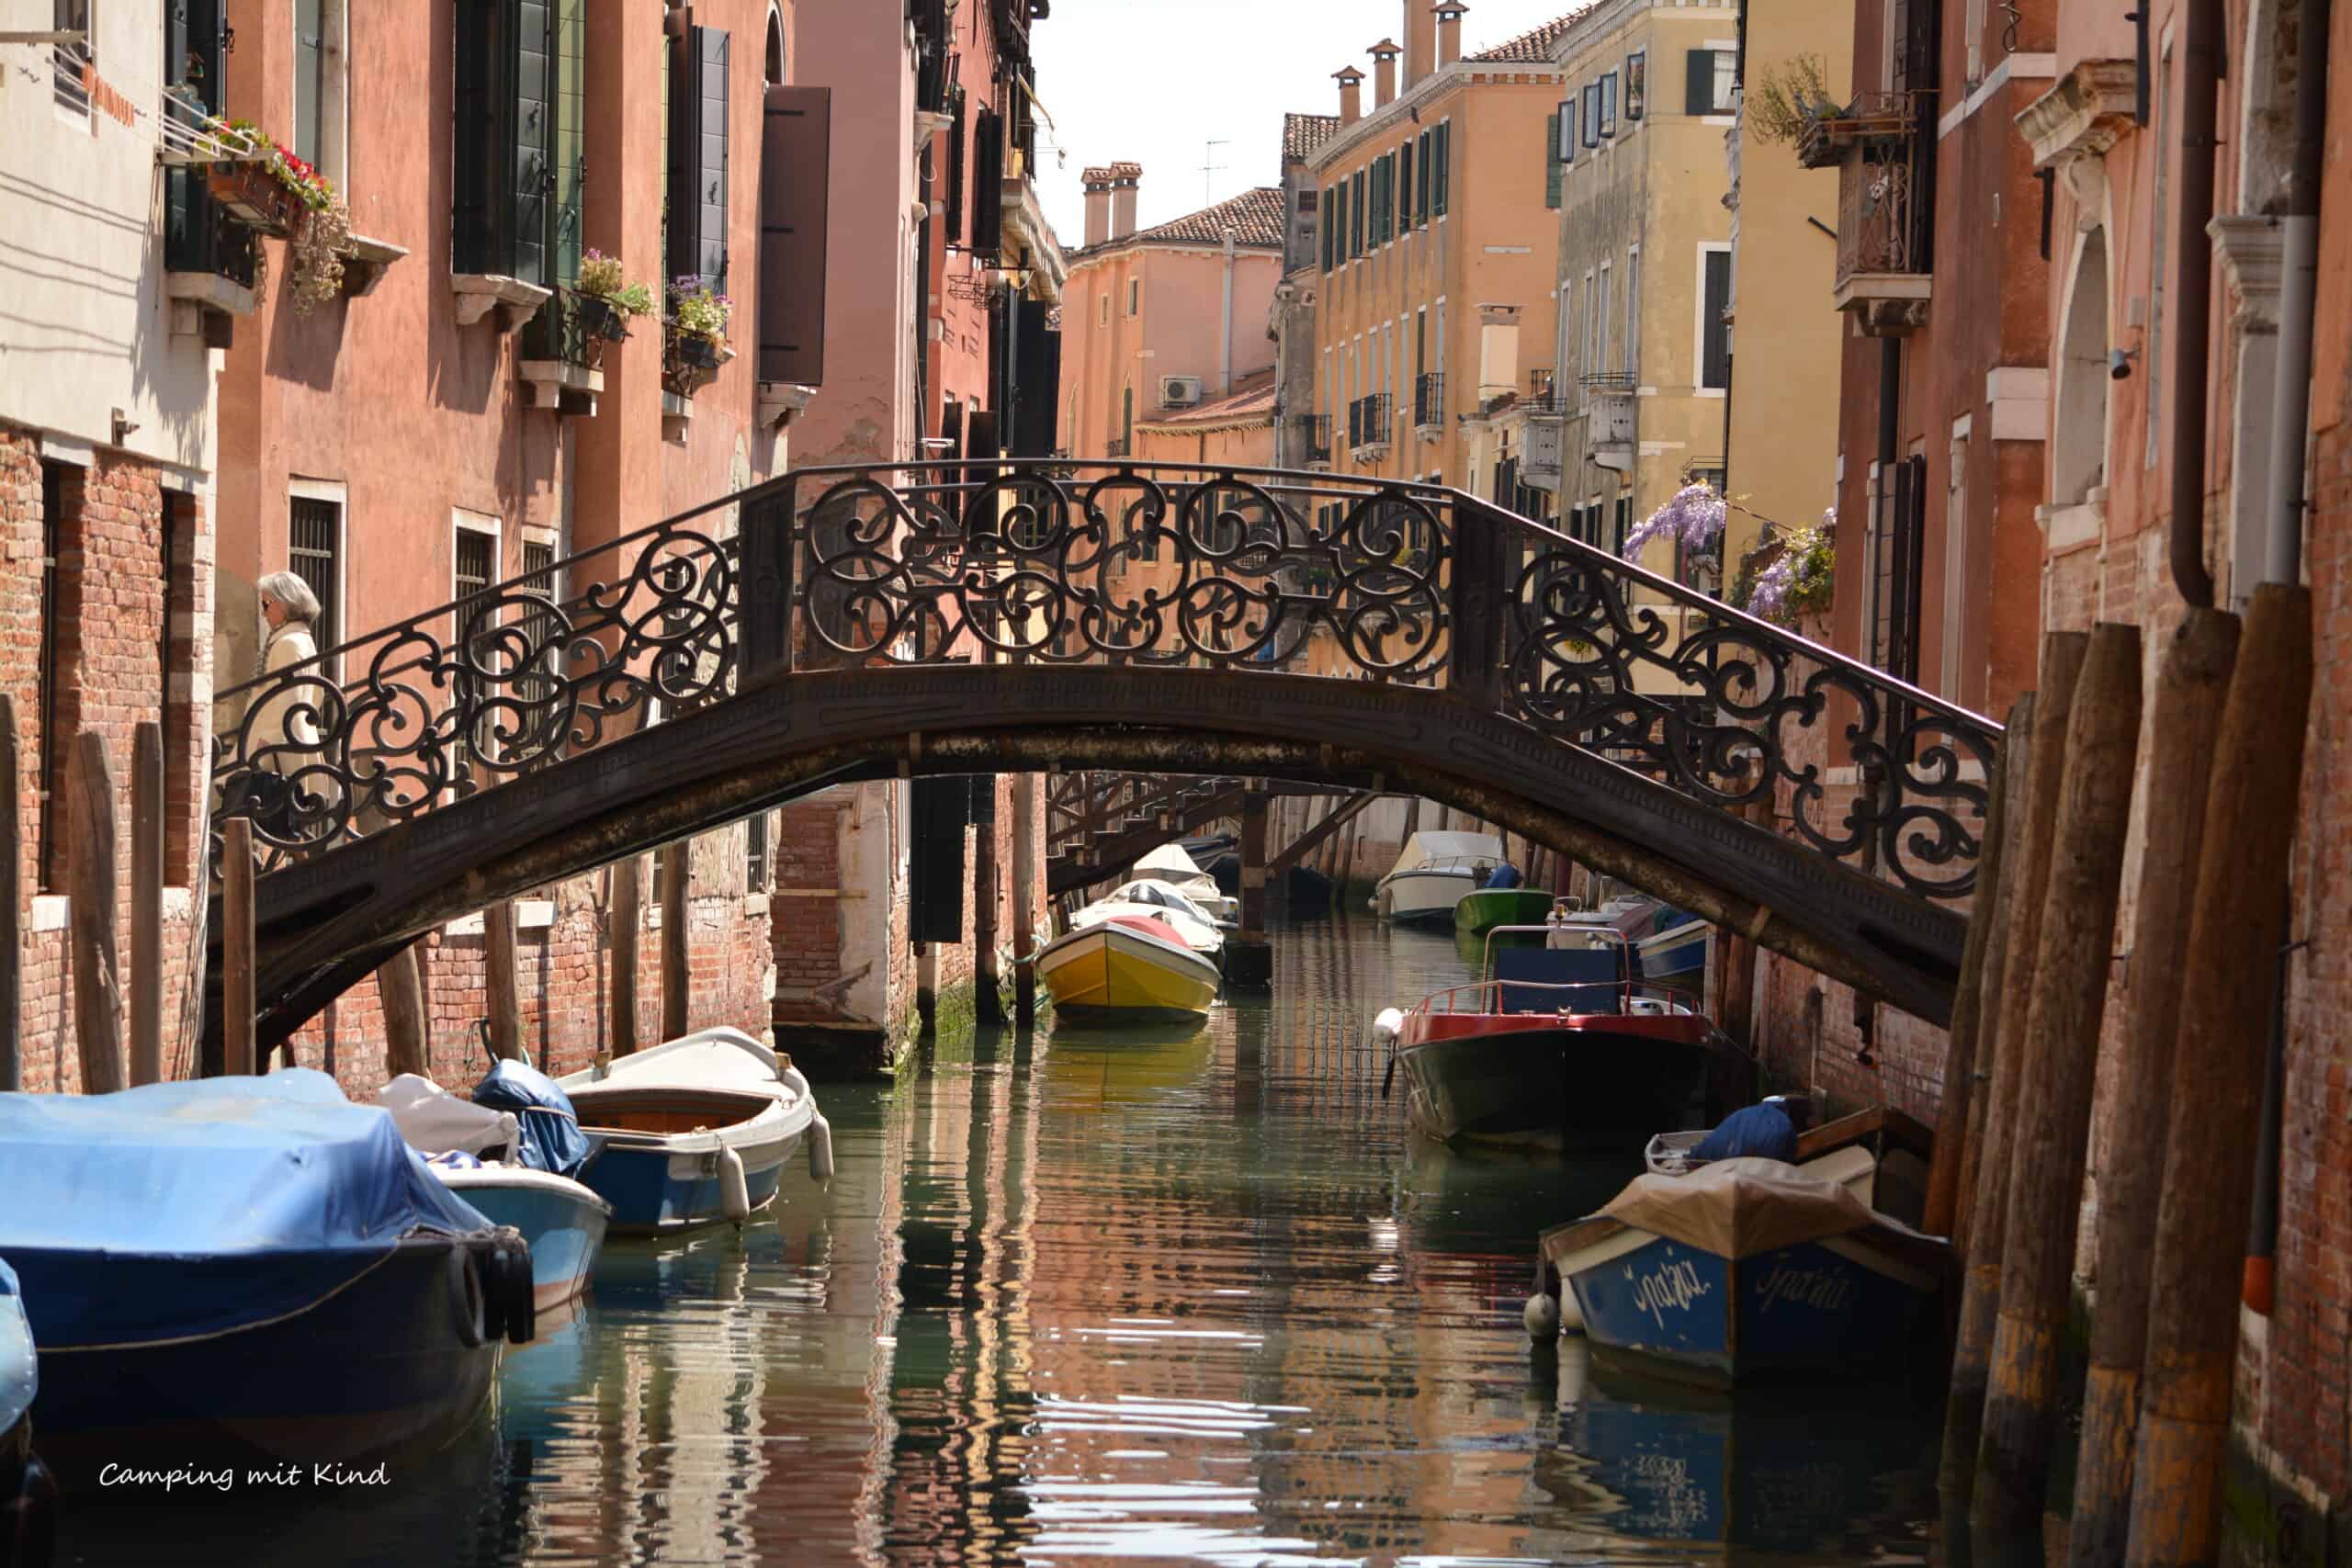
1398,921,1698,1019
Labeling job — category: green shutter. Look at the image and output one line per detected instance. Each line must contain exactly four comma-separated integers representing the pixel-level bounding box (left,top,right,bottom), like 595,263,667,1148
1398,143,1412,234
550,0,583,287
293,0,323,165
1433,121,1450,215
512,0,551,288
667,26,730,289
1545,113,1564,209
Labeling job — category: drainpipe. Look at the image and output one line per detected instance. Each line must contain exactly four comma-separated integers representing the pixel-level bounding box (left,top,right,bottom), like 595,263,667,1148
1220,229,1238,397
2246,0,2331,1319
2167,0,2223,608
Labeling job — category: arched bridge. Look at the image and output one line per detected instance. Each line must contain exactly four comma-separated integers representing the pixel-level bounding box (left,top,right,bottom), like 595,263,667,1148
206,460,2001,1060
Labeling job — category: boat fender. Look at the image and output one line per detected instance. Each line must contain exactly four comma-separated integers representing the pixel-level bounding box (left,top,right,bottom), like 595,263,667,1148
447,1243,488,1349
490,1228,537,1346
808,1112,836,1181
1370,1008,1405,1099
719,1145,752,1224
1523,1292,1561,1341
1560,1291,1584,1336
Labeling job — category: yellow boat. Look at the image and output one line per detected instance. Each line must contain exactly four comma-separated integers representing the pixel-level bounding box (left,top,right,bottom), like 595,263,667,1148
1036,912,1222,1023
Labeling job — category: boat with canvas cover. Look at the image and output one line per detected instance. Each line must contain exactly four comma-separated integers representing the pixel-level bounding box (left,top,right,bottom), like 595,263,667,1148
1375,922,1737,1147
0,1259,53,1568
1088,878,1234,945
1372,831,1509,926
0,1070,530,1488
1645,1105,1937,1230
557,1028,831,1236
1037,908,1222,1023
1132,842,1240,923
1539,1157,1951,1385
379,1061,614,1311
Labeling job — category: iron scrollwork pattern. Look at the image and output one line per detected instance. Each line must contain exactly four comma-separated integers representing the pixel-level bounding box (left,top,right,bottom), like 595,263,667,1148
1499,532,1997,898
212,512,741,870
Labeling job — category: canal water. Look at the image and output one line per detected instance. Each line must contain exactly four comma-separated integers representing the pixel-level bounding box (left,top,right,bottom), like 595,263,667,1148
62,918,1943,1567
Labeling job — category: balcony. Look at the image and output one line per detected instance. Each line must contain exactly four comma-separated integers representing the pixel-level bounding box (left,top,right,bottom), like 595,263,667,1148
1289,413,1332,468
661,317,734,442
1822,96,1933,336
1794,90,1923,171
518,288,614,416
1346,393,1392,462
1413,373,1444,438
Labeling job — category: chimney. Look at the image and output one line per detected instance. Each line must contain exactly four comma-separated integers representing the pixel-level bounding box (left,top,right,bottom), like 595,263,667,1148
1108,161,1142,241
1334,64,1365,125
1477,303,1521,399
1405,0,1438,88
1436,1,1468,69
1082,166,1114,248
1370,39,1401,109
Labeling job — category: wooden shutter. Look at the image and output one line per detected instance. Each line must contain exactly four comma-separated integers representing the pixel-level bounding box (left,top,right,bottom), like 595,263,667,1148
971,107,1004,258
1545,113,1564,209
757,85,830,386
1417,131,1431,222
1320,188,1334,270
450,0,549,283
511,0,551,286
1012,297,1054,457
1398,143,1412,233
164,0,228,269
908,776,969,946
1686,48,1715,114
1700,248,1731,388
967,408,999,461
944,96,967,243
1432,121,1450,214
667,26,729,289
1351,168,1364,254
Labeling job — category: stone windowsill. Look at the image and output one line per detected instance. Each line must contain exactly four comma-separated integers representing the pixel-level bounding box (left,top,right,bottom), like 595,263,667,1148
757,380,819,429
342,233,410,298
518,359,603,416
452,273,552,332
165,269,257,320
2037,494,2105,555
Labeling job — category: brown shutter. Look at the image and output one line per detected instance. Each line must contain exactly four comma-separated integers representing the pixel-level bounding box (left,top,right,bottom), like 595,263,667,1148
971,107,1004,258
758,85,830,387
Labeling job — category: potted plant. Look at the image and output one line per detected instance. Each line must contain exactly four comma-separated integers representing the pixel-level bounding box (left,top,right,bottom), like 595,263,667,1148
199,116,353,314
573,250,654,343
1742,510,1838,629
669,279,730,370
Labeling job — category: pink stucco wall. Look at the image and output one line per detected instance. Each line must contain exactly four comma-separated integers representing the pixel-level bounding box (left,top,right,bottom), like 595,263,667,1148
1059,237,1280,458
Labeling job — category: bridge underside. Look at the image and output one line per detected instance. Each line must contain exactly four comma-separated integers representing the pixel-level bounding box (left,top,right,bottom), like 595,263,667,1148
209,667,1967,1061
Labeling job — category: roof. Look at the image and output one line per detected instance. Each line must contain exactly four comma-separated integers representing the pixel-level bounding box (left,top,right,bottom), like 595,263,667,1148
1466,6,1593,62
1124,186,1287,250
1283,112,1340,163
1135,371,1279,431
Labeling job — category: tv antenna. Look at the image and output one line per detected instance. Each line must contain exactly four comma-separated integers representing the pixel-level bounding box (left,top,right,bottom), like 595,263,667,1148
1202,139,1228,205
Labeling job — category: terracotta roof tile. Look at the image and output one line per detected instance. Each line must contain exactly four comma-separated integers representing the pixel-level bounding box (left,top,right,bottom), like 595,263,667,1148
1283,112,1340,162
1136,372,1279,429
1465,6,1593,63
1123,186,1287,250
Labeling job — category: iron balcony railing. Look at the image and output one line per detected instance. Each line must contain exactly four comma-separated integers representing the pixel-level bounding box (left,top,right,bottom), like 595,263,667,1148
1348,393,1392,449
1414,373,1444,429
209,458,2002,905
1290,413,1332,465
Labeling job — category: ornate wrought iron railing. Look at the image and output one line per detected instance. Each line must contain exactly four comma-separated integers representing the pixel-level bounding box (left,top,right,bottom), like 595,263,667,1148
210,460,2002,899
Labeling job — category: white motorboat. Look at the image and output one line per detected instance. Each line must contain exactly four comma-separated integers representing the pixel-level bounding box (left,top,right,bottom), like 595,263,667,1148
1133,843,1239,924
1088,878,1232,951
1371,830,1508,927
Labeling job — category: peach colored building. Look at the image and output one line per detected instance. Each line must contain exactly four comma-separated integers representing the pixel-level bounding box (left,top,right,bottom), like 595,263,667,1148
1304,6,1573,492
1057,175,1284,461
1132,371,1277,470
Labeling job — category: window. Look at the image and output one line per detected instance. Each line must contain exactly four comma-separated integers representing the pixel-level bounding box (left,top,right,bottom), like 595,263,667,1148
1698,246,1732,389
1625,51,1646,119
1945,423,1971,699
454,0,559,286
1597,261,1611,377
1582,83,1601,148
1557,276,1574,386
1431,119,1450,216
1600,72,1618,137
288,496,343,660
666,24,730,289
52,0,89,117
944,95,967,243
1546,111,1566,207
454,527,495,602
1871,456,1928,682
746,810,772,893
1685,48,1736,114
1295,185,1316,212
291,0,347,185
764,3,786,85
1098,290,1109,325
1127,277,1140,316
1416,130,1432,224
1351,167,1366,254
1555,100,1575,164
1624,246,1640,376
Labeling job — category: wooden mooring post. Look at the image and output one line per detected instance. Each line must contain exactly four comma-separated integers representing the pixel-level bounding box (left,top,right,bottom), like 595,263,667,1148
1972,622,2143,1546
2123,583,2313,1568
1921,695,2024,1240
2066,608,2240,1568
1012,773,1037,1025
1952,693,2036,1255
0,697,19,1094
1941,630,2086,1511
1227,786,1272,987
69,732,125,1095
611,853,644,1056
661,841,689,1041
483,899,524,1061
220,818,256,1077
130,721,164,1087
378,942,429,1080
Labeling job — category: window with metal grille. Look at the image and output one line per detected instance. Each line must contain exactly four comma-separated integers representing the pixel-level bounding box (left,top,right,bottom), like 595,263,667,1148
288,498,342,659
746,809,771,893
53,0,89,116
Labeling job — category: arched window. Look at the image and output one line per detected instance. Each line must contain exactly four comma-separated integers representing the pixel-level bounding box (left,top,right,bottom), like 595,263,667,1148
2051,229,2110,509
763,4,786,86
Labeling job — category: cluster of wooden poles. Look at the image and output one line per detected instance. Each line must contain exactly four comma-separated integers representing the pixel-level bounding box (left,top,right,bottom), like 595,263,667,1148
1915,582,2312,1566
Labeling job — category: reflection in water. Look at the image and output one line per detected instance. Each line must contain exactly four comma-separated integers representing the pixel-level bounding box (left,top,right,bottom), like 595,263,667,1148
60,918,1939,1566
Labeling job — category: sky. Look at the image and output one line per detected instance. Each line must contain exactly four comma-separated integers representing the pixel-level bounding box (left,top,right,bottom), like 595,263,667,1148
1028,0,1581,247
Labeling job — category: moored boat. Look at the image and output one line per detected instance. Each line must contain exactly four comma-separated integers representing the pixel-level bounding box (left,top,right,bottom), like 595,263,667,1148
1037,911,1222,1023
1453,887,1557,935
1540,1157,1951,1386
0,1259,54,1568
379,1062,614,1311
0,1071,530,1488
558,1029,829,1236
1371,830,1508,926
1133,842,1240,924
1634,908,1711,995
1645,1105,1937,1230
1376,922,1739,1147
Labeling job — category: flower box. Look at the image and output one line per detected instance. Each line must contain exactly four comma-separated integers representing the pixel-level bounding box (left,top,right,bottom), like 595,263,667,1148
575,292,632,344
675,332,723,370
207,163,300,237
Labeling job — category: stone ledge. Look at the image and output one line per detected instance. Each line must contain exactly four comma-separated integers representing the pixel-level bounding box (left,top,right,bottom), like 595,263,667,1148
451,273,551,332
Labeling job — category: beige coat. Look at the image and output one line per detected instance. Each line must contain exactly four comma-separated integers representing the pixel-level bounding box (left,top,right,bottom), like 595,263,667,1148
245,623,322,770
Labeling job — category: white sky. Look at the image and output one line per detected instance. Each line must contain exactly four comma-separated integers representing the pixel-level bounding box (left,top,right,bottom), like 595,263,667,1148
1029,0,1579,246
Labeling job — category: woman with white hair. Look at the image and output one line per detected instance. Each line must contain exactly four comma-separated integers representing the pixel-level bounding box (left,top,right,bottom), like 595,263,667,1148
238,570,325,840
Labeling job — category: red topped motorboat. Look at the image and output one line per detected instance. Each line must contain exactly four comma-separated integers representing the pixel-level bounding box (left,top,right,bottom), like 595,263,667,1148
1374,920,1750,1147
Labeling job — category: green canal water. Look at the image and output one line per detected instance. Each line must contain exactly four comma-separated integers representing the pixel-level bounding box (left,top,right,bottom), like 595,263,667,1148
64,919,1943,1566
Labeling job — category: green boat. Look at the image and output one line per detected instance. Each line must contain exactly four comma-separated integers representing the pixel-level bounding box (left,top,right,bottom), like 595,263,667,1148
1453,888,1557,936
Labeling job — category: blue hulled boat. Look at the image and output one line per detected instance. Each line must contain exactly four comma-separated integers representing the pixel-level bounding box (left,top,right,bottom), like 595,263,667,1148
1540,1157,1950,1386
558,1029,832,1235
1,1259,55,1567
379,1060,613,1312
0,1071,531,1489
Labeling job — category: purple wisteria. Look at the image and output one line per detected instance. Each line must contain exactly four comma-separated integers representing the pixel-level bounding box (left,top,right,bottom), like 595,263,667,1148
1746,508,1838,626
1620,482,1727,562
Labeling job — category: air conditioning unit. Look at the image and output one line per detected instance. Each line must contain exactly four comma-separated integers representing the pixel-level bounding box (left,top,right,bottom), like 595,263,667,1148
1160,375,1204,408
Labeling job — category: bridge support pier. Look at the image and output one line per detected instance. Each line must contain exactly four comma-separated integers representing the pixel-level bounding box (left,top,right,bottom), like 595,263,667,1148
1226,787,1272,988
1013,774,1038,1025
